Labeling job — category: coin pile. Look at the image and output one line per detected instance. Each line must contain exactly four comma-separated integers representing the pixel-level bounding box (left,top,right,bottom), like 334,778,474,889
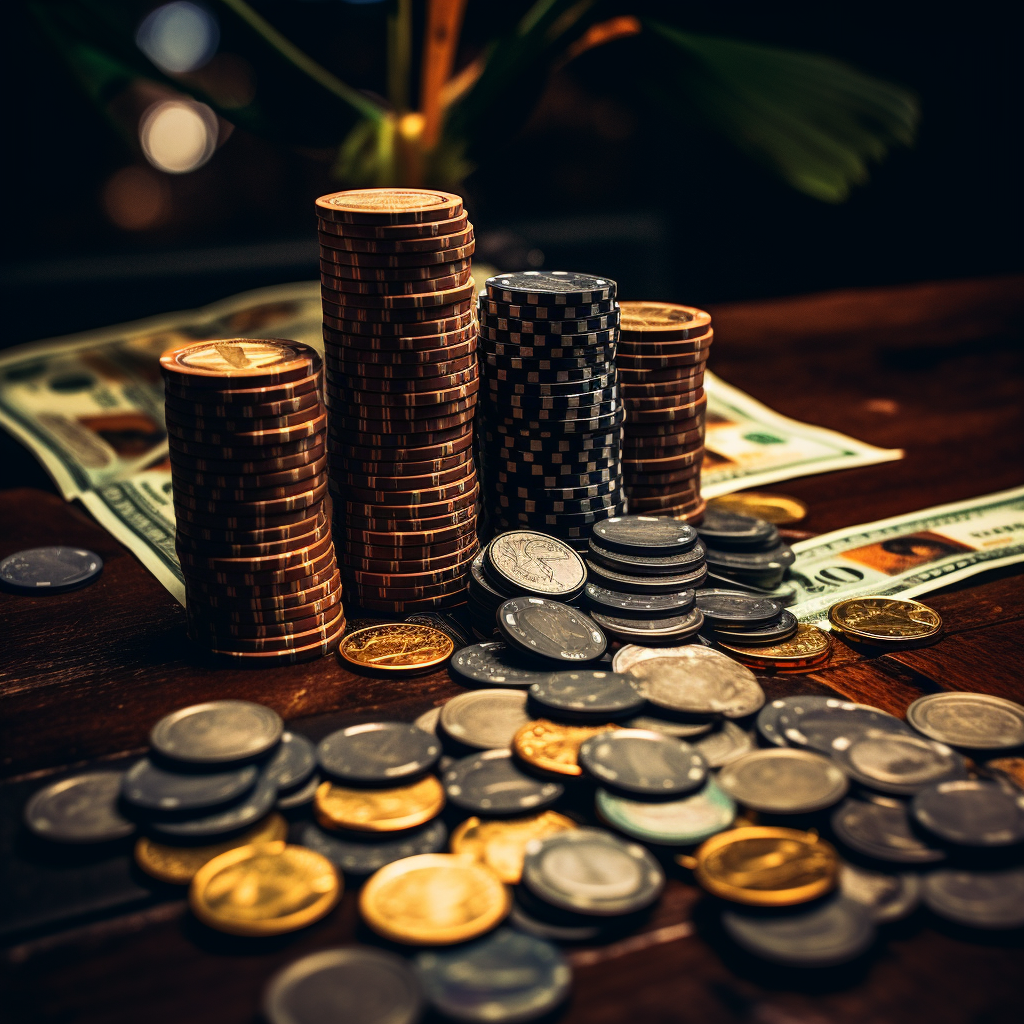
160,339,344,662
478,272,625,554
695,506,795,591
618,302,713,521
316,188,480,613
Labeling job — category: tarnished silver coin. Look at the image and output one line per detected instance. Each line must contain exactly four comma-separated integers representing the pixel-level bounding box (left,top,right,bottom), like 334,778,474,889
449,641,544,688
122,757,257,813
444,749,563,815
277,771,320,810
911,779,1024,846
529,669,644,719
691,721,756,768
830,797,946,864
590,608,703,645
831,730,967,796
440,689,531,750
498,597,607,664
486,530,587,599
756,696,889,748
150,700,283,766
147,777,277,840
921,867,1024,929
299,819,448,875
906,692,1024,750
717,748,849,813
318,722,441,783
774,702,908,754
579,729,707,796
613,645,764,719
263,731,317,793
24,772,135,843
839,862,921,922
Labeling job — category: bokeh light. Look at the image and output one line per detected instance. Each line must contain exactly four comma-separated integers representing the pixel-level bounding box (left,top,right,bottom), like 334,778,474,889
102,165,171,230
139,100,218,174
136,2,219,74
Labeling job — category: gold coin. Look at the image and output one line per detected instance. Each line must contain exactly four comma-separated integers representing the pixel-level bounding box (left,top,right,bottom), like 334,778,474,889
135,813,288,885
512,720,619,776
708,492,808,525
694,826,838,906
828,597,942,645
450,811,578,883
314,775,444,832
359,853,509,945
986,757,1024,792
338,623,454,671
718,624,832,670
189,841,341,936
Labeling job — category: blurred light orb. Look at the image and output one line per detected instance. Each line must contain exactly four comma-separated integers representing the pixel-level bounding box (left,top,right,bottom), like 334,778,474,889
140,100,218,174
102,165,171,230
136,2,219,74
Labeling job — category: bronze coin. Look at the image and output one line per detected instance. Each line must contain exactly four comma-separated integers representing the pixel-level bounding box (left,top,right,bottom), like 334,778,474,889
339,485,479,520
327,378,480,407
321,268,472,298
183,548,336,588
179,456,328,491
317,226,474,254
325,356,475,381
318,240,475,268
337,463,473,491
320,257,472,282
316,188,463,225
317,211,469,239
618,362,707,382
619,373,706,398
322,297,475,325
323,339,476,368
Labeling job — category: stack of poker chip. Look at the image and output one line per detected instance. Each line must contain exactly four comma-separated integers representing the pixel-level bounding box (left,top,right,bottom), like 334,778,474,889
617,302,713,521
695,506,795,591
315,188,481,613
161,339,345,663
477,272,625,554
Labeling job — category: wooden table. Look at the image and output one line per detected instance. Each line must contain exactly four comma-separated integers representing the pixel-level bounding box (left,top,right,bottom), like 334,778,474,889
2,274,1023,1024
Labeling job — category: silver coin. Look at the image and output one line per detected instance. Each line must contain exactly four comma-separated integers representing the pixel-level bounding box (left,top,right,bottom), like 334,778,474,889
911,779,1024,846
449,641,544,688
830,797,946,864
147,777,277,839
907,692,1024,750
522,828,664,916
444,749,564,814
839,862,921,922
498,597,607,664
263,946,423,1024
717,748,849,814
529,669,644,719
415,927,572,1024
921,867,1024,929
277,771,320,810
440,689,531,750
0,546,103,593
775,704,908,754
299,819,448,875
832,730,967,796
486,530,587,599
263,732,317,793
508,900,604,943
722,896,876,967
623,712,714,739
691,721,756,768
596,779,736,845
579,729,707,796
613,645,764,719
121,757,257,813
24,772,135,843
414,706,442,734
150,700,283,766
318,721,441,783
590,608,704,645
757,696,886,748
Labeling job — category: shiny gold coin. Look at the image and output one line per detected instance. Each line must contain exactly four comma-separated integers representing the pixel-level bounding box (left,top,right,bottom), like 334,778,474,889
986,757,1024,792
707,492,808,525
450,811,578,883
718,624,832,670
828,597,942,645
338,622,454,671
189,841,341,936
359,853,510,945
314,775,445,832
512,720,618,777
694,826,839,907
135,813,288,885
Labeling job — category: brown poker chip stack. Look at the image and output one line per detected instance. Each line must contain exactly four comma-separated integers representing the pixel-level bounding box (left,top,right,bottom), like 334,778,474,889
617,302,713,521
160,338,345,662
316,188,480,612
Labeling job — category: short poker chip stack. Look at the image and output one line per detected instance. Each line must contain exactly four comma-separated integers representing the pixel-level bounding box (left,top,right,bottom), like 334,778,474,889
617,302,713,521
477,271,625,555
161,339,345,663
316,188,481,613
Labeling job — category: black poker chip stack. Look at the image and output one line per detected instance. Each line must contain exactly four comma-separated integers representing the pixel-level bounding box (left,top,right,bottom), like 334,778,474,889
695,507,796,591
476,271,626,553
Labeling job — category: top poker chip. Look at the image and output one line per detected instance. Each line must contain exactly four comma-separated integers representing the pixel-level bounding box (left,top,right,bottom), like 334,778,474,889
485,271,616,306
159,339,321,389
316,188,463,225
618,301,712,340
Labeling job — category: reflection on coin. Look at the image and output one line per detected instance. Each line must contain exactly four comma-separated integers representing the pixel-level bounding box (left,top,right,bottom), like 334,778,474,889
190,841,341,936
150,700,283,766
756,695,885,747
339,623,454,671
449,641,544,688
830,797,946,864
278,771,321,810
0,546,103,593
122,757,257,813
299,818,448,875
720,624,831,671
775,703,908,754
415,928,571,1023
314,775,445,832
486,530,587,599
906,692,1024,750
521,828,664,916
722,895,875,967
450,811,578,883
318,722,441,783
694,827,839,906
147,779,278,840
831,730,966,795
440,689,531,750
717,749,849,814
911,780,1024,846
839,862,921,923
691,721,755,767
599,780,736,846
360,853,510,944
414,706,442,734
530,669,644,719
828,597,942,645
921,867,1024,929
513,720,618,777
444,749,564,815
24,772,135,843
614,645,764,718
498,597,607,664
707,492,808,525
579,730,707,796
136,813,288,884
264,732,317,793
263,947,423,1024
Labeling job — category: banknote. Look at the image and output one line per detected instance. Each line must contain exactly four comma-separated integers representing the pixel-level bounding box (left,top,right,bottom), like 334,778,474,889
778,486,1024,623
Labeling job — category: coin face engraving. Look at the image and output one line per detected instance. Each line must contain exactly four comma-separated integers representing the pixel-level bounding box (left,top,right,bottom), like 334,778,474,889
907,692,1024,749
488,531,586,596
322,189,455,212
829,597,942,642
619,301,711,333
499,597,606,663
339,623,454,670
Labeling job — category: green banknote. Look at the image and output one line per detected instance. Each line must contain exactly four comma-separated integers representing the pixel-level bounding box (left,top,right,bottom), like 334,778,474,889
779,486,1024,623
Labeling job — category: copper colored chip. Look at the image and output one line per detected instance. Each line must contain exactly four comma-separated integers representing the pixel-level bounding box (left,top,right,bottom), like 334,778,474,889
195,607,346,653
616,327,713,354
164,403,325,435
322,339,476,367
622,389,705,412
318,211,469,239
343,554,477,592
320,258,472,283
187,557,339,598
346,573,471,601
339,532,478,563
175,506,325,544
341,519,477,549
208,616,345,664
330,423,473,449
179,532,334,572
189,596,342,637
325,355,475,380
180,456,328,491
342,470,477,506
330,451,472,480
168,429,326,462
159,338,320,389
167,443,327,477
173,479,327,516
320,272,473,302
172,471,328,503
173,489,328,530
164,389,321,421
340,539,479,575
183,550,336,589
188,568,342,610
323,309,475,337
192,588,343,626
330,408,474,434
324,322,477,351
623,474,702,500
337,429,473,462
624,396,707,424
618,361,708,383
319,240,475,268
338,463,473,491
176,524,332,563
622,461,702,486
322,296,474,325
339,484,479,519
619,373,706,399
617,346,713,372
357,593,467,613
316,188,463,225
621,449,704,473
163,372,321,406
621,415,705,438
166,411,328,447
327,379,479,408
342,504,477,533
627,488,703,511
618,301,712,339
317,225,474,254
327,396,478,422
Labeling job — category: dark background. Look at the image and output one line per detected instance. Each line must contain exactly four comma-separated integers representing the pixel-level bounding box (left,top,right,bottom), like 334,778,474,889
2,0,1022,347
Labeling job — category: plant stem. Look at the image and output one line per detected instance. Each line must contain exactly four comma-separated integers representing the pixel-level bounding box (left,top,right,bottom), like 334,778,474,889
388,0,413,112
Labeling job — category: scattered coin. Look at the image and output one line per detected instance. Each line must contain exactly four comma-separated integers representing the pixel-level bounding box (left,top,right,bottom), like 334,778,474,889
415,927,571,1024
598,779,736,845
314,775,445,832
694,827,839,906
147,778,278,840
440,689,531,750
443,749,564,814
338,622,454,670
718,624,832,672
839,862,921,923
360,853,510,944
529,669,644,719
498,597,607,664
485,530,587,599
299,818,448,875
263,731,317,793
24,771,135,843
150,700,283,766
831,730,967,795
756,695,884,747
450,811,578,884
448,641,544,688
521,828,664,916
828,597,942,645
707,492,808,525
717,749,849,814
773,702,908,754
921,867,1024,929
911,779,1024,846
513,719,618,777
263,947,424,1024
694,590,783,628
190,840,341,936
414,706,442,733
317,722,441,783
579,729,707,796
121,757,258,814
691,721,756,767
0,546,103,593
277,772,321,810
906,692,1024,750
830,797,946,864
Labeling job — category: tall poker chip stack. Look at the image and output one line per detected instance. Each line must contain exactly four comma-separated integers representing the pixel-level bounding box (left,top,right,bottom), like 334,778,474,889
161,338,345,664
617,302,713,521
477,271,625,554
316,188,481,614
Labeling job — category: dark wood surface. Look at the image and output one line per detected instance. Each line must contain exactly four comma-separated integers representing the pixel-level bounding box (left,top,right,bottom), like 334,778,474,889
2,274,1023,1024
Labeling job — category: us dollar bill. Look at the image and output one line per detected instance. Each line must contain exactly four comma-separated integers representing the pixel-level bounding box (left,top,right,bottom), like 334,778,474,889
779,486,1024,622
